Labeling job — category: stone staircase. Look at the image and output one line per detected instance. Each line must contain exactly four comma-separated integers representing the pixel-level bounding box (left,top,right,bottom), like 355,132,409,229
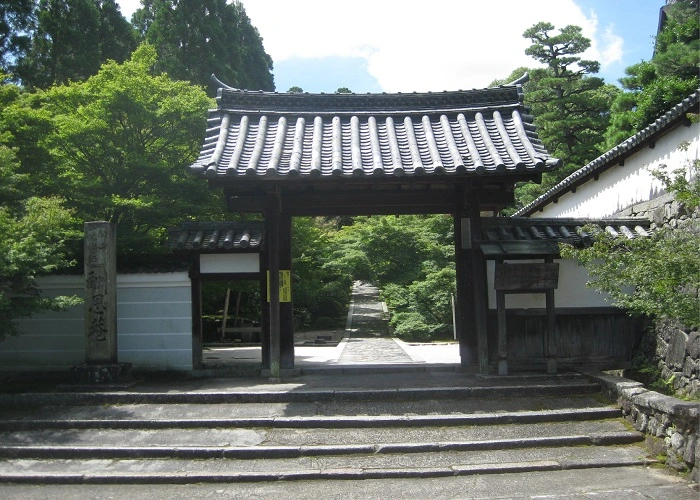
0,371,656,485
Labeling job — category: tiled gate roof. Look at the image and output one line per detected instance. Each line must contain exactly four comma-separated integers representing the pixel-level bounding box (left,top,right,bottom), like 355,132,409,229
189,82,561,181
168,222,264,252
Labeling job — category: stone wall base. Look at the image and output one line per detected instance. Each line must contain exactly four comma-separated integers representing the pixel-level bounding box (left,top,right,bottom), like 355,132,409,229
585,371,699,482
70,362,133,385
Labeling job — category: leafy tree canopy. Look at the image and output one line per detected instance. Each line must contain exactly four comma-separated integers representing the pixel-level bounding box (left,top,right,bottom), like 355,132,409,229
134,0,274,92
0,85,80,338
39,44,223,255
604,1,699,147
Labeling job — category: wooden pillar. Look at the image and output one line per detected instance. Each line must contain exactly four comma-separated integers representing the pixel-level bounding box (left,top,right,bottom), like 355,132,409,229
259,249,270,370
190,260,203,370
266,191,281,379
496,289,508,375
279,210,295,369
453,212,477,368
467,192,490,374
545,256,557,374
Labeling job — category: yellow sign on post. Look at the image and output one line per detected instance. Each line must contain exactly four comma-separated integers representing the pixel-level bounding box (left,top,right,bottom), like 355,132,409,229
266,270,291,302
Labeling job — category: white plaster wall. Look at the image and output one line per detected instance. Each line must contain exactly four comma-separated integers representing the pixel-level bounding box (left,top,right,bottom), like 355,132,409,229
534,123,699,219
486,259,613,310
0,275,85,371
116,272,192,371
0,272,193,372
200,253,259,274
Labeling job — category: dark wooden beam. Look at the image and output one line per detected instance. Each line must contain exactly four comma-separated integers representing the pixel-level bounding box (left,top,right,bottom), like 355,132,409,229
228,189,514,216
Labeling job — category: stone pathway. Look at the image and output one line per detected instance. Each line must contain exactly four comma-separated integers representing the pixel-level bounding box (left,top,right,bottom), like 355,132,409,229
338,282,414,364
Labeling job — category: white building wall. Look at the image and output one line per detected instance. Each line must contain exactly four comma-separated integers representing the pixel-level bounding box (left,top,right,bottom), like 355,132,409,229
486,259,613,310
0,272,192,372
534,123,700,219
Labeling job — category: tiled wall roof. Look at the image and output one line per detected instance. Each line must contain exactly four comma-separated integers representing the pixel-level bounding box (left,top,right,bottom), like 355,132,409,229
479,217,652,257
514,89,700,216
189,84,561,180
168,222,264,252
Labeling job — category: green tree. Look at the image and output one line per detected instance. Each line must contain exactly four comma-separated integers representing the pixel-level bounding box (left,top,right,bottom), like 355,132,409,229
40,44,222,255
134,0,274,91
0,0,34,73
502,22,618,210
291,217,352,328
605,2,699,147
13,0,137,88
0,89,80,337
287,86,303,93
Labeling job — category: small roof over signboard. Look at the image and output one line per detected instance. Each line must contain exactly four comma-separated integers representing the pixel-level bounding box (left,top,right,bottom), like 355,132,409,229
189,78,561,183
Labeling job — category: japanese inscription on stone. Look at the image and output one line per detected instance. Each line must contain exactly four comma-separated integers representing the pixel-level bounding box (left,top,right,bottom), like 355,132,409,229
84,222,117,363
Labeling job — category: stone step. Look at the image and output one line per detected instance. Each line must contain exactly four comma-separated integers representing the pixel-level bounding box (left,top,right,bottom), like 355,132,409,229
0,444,656,484
0,419,641,457
0,392,611,421
0,381,602,407
0,407,622,430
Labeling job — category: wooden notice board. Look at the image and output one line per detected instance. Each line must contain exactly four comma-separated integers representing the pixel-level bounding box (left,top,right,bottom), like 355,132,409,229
494,263,559,292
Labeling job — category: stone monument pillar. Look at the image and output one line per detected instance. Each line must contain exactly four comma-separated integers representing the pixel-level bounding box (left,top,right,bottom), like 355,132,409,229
84,221,118,363
71,221,131,384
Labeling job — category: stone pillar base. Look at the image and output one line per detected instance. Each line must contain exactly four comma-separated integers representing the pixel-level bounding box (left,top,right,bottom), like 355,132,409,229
70,362,133,385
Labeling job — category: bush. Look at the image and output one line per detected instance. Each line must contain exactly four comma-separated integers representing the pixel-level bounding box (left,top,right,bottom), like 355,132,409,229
390,312,431,341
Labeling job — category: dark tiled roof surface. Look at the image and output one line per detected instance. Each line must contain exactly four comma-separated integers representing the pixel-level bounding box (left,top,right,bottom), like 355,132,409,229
168,222,264,252
514,89,700,216
479,217,651,257
189,83,561,180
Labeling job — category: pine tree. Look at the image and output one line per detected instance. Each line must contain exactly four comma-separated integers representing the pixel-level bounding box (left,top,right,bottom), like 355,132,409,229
512,22,618,210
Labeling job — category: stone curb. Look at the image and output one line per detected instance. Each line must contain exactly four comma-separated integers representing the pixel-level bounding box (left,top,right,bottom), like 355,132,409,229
0,432,643,460
0,457,655,485
0,382,602,407
586,372,700,421
0,407,622,431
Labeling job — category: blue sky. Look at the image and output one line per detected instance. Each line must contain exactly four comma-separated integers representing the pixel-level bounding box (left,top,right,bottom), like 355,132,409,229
117,0,665,93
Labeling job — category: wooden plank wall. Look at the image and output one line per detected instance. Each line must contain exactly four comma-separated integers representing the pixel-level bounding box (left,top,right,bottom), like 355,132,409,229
486,309,646,368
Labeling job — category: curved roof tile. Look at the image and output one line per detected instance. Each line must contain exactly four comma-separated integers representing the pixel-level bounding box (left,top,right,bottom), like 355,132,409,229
189,82,561,181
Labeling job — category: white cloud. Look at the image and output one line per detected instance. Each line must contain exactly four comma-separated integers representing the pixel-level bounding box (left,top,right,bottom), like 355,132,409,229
240,0,624,91
116,0,627,92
